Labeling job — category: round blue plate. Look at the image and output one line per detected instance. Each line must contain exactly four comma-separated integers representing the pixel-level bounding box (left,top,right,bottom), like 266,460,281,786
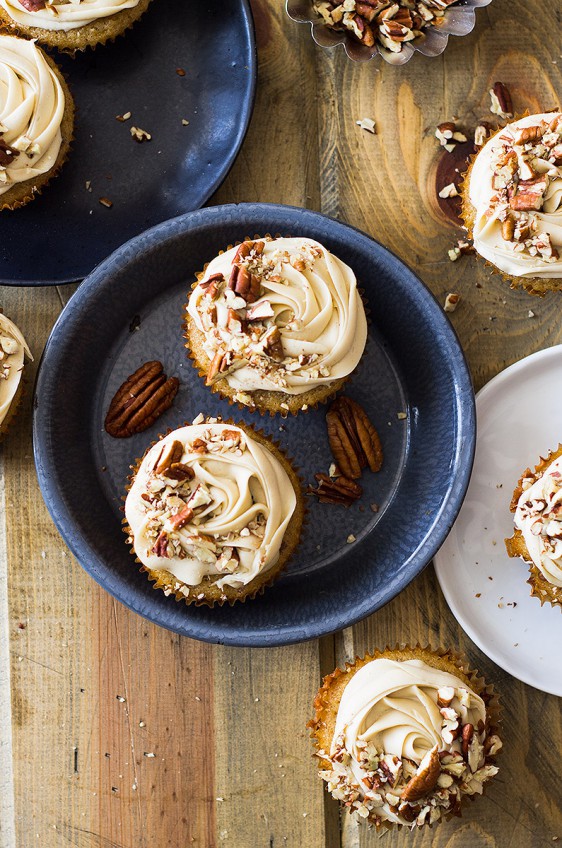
33,203,475,646
0,0,255,286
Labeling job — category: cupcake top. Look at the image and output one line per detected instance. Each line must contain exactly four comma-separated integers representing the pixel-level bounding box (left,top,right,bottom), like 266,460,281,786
187,237,367,397
125,422,297,590
468,112,562,279
320,658,500,827
0,35,65,196
0,0,141,31
513,454,562,590
0,312,32,427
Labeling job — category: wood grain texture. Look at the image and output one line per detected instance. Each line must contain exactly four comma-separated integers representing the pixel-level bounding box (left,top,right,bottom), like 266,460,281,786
1,0,562,846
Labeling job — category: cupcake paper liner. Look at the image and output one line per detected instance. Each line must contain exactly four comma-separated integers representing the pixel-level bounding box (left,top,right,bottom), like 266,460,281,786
460,117,562,297
0,48,75,211
310,644,501,831
184,235,369,417
0,0,153,55
122,417,305,608
505,445,562,610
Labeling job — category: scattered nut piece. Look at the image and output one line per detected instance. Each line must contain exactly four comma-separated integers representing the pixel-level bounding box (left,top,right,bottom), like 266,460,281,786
396,411,407,420
327,396,383,480
438,182,459,198
346,534,356,544
356,117,376,134
182,119,189,126
528,310,535,318
116,111,132,122
85,180,92,192
130,126,152,143
307,473,362,507
105,360,179,438
176,67,186,77
444,292,461,312
489,81,513,118
448,247,461,262
99,197,113,208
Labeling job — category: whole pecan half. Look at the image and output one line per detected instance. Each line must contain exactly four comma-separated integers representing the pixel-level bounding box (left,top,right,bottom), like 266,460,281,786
401,747,440,803
326,397,383,480
306,473,362,506
104,360,179,438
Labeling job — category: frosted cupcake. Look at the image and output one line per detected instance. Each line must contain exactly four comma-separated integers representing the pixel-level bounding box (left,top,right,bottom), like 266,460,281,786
0,35,73,210
185,236,368,415
0,312,33,438
311,647,501,829
124,419,304,606
0,0,153,53
505,446,562,609
462,112,562,296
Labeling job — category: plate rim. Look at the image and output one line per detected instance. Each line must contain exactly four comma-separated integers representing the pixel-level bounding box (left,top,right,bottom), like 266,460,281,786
0,0,257,288
33,201,476,646
434,343,562,696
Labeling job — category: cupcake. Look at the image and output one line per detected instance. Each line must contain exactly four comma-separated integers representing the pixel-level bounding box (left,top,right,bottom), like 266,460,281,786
462,112,562,296
124,418,304,606
0,35,74,210
185,236,368,416
0,0,152,53
505,446,562,609
310,646,501,829
0,311,33,438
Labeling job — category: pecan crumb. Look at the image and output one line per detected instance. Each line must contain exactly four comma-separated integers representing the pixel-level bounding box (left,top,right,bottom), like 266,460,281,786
116,111,132,122
307,473,362,507
356,117,376,134
176,67,186,77
444,292,460,312
438,182,459,198
130,126,152,143
490,82,513,118
99,197,113,208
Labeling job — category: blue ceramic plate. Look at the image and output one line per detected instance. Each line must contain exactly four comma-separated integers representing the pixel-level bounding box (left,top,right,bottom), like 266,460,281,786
0,0,255,286
33,203,475,646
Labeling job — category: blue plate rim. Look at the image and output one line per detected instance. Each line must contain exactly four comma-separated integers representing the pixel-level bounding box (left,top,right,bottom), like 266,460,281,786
33,202,476,646
0,0,257,288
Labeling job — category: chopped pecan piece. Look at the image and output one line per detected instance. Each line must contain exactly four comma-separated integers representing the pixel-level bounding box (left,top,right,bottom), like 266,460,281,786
0,138,19,167
513,123,545,146
154,439,183,474
152,531,169,558
326,397,383,480
165,463,195,481
490,81,513,118
261,326,284,361
401,747,440,802
509,176,548,211
206,349,236,385
306,473,362,506
18,0,45,9
169,505,194,531
105,361,179,438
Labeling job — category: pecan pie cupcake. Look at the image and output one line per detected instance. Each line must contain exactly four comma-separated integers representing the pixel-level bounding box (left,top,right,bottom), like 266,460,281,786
0,311,33,438
185,236,368,416
0,35,73,210
505,446,562,609
462,112,562,295
311,646,501,829
0,0,153,53
124,419,304,606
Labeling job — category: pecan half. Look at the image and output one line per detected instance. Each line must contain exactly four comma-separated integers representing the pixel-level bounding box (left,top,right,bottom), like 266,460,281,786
490,81,513,118
306,473,362,506
104,361,179,438
401,747,440,803
326,397,383,480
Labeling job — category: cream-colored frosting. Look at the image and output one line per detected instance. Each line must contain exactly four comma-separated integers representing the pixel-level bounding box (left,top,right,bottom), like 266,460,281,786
321,658,499,827
0,313,32,427
125,422,296,591
469,113,562,278
0,35,65,195
0,0,140,31
514,455,562,588
187,237,367,397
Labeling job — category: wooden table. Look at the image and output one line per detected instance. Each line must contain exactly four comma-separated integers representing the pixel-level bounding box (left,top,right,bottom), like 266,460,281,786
1,1,561,846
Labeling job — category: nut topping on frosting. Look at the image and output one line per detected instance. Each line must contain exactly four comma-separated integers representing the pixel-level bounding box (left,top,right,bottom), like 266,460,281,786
187,237,368,397
0,312,32,427
469,112,562,278
125,422,297,591
513,454,562,591
0,0,142,30
317,658,500,827
0,35,65,196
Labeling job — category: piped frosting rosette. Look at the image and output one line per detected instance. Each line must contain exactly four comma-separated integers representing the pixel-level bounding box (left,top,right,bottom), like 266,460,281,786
0,312,32,433
0,35,68,203
186,236,368,414
311,649,501,829
467,112,562,291
124,420,303,605
0,0,141,31
506,446,562,608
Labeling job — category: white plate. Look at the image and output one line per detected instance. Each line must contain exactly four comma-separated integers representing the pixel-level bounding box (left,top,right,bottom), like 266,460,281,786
434,345,562,696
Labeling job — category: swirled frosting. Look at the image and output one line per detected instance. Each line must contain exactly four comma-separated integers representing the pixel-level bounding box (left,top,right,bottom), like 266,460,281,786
514,455,562,589
0,35,65,196
0,313,32,427
320,658,500,827
187,237,367,397
0,0,141,31
469,113,562,278
125,422,297,591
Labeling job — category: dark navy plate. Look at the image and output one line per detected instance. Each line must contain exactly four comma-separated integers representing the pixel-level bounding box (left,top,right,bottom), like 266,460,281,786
33,203,475,646
0,0,255,286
